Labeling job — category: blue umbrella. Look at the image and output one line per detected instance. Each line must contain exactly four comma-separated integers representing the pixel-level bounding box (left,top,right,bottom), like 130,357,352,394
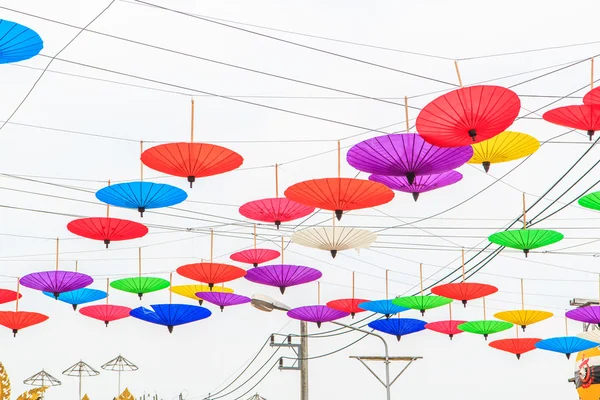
368,318,426,341
96,182,188,217
359,300,409,318
130,304,211,333
43,288,106,311
0,20,43,64
535,336,598,359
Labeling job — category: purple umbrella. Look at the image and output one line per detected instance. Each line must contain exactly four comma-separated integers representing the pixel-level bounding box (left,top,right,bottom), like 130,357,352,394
369,171,463,201
196,292,250,312
21,271,93,299
244,265,322,294
287,305,349,328
566,306,600,326
347,133,473,184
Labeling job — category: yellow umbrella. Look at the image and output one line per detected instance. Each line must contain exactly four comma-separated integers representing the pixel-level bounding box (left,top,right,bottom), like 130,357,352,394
494,278,552,331
170,284,233,305
469,131,540,172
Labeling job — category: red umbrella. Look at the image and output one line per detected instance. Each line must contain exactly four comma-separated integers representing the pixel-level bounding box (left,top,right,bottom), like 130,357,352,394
239,165,314,228
489,338,541,360
584,86,600,105
543,104,600,140
79,279,131,326
230,249,280,267
141,100,242,187
0,289,21,304
67,217,148,248
416,85,521,147
0,279,48,336
425,320,466,340
325,273,368,318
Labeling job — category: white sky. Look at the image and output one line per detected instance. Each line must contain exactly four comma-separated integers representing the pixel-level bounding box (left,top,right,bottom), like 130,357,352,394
1,0,600,399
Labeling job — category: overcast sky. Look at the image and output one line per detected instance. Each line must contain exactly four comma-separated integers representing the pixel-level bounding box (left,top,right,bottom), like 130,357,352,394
2,1,600,399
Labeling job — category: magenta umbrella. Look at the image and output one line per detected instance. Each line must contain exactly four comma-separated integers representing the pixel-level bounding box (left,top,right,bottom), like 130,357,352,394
346,133,473,184
287,305,349,328
566,306,600,327
196,292,250,312
21,271,93,299
244,265,322,294
369,170,462,201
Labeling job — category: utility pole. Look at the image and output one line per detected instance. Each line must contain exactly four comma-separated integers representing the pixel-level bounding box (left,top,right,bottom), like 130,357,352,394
270,321,308,400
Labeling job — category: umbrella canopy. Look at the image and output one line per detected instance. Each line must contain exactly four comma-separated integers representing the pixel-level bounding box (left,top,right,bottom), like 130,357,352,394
469,131,540,172
129,303,212,333
20,271,93,299
425,320,467,340
535,337,598,359
566,306,600,326
368,318,427,341
346,133,473,184
239,198,315,228
79,305,132,326
416,85,521,147
43,288,107,310
195,292,250,312
95,181,188,217
141,142,243,188
177,262,246,288
359,300,409,318
287,305,349,328
0,19,43,64
23,370,61,387
244,264,322,294
494,310,553,331
110,277,170,300
326,298,369,318
0,311,48,337
67,217,148,248
290,226,377,258
489,338,541,360
457,320,513,340
0,288,21,304
578,191,600,212
170,284,233,305
391,295,452,316
230,249,281,267
584,86,600,105
431,282,498,306
369,171,462,201
543,105,600,140
284,177,394,221
488,229,564,257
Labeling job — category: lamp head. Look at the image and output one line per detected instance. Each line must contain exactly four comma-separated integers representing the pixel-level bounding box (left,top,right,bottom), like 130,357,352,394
251,294,291,312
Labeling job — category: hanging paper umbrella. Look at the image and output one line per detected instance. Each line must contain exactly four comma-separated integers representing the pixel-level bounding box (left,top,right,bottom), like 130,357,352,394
80,279,132,326
195,292,250,312
457,296,513,340
291,218,377,258
489,338,541,360
67,216,148,248
543,104,600,141
579,191,600,213
0,279,48,336
20,239,93,298
368,318,427,341
584,86,600,105
488,194,564,256
96,182,187,217
416,85,521,147
230,225,280,267
468,131,540,172
43,289,106,311
392,264,452,315
536,337,597,359
170,284,233,306
0,19,43,64
425,303,466,340
431,249,498,306
239,165,315,229
347,133,472,185
141,100,242,188
359,271,408,318
567,307,600,328
287,306,349,328
0,288,21,304
285,141,393,221
110,248,169,299
326,272,369,318
494,279,553,331
369,171,462,201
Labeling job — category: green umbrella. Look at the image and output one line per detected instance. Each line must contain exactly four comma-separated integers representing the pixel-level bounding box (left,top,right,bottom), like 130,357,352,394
579,191,600,211
488,229,563,257
392,295,452,316
457,320,513,340
110,248,169,299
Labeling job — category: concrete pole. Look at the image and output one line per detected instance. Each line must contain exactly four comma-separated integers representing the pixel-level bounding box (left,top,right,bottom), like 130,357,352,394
300,321,308,400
